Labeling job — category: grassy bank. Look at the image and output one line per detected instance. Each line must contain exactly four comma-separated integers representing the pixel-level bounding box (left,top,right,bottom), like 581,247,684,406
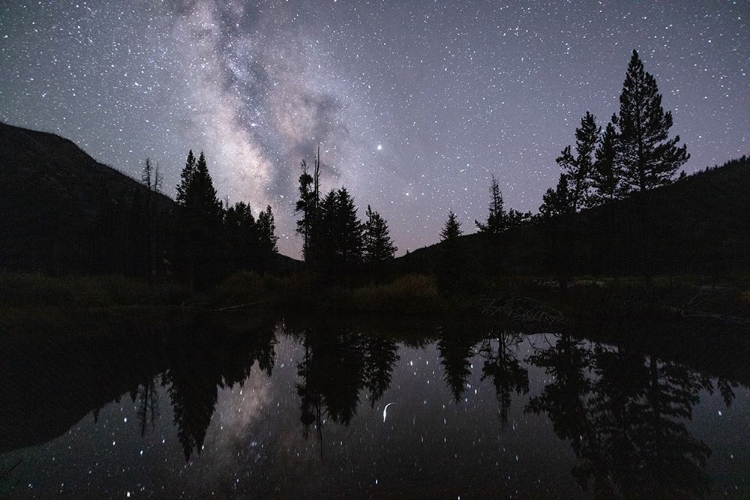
1,271,747,329
209,271,446,314
0,272,191,308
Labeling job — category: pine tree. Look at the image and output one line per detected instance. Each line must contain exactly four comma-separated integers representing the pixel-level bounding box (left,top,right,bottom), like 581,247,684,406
175,150,223,288
587,120,620,207
615,50,689,289
364,205,397,264
335,187,364,265
587,121,622,273
556,111,600,212
256,205,279,255
437,210,463,295
315,188,364,270
295,160,317,261
475,176,507,235
176,150,196,205
539,173,573,219
441,210,463,242
506,208,533,228
225,201,257,269
140,157,163,279
615,50,689,195
189,151,223,222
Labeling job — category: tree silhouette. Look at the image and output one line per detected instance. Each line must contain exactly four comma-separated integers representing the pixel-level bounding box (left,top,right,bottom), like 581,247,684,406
174,150,223,289
225,201,257,270
556,111,600,212
539,173,573,219
225,202,278,272
475,176,507,235
295,158,319,262
140,157,163,279
587,121,622,273
615,50,689,196
256,205,279,261
166,351,220,462
363,335,399,406
364,205,397,266
165,319,277,462
614,50,690,289
478,332,529,427
315,188,364,271
295,327,398,458
437,331,475,403
437,210,463,295
137,378,160,437
588,121,620,207
526,336,714,499
526,333,593,445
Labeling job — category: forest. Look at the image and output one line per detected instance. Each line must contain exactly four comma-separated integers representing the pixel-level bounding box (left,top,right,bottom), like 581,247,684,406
0,50,748,322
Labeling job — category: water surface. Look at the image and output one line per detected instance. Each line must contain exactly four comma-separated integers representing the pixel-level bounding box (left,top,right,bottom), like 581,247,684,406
1,314,748,498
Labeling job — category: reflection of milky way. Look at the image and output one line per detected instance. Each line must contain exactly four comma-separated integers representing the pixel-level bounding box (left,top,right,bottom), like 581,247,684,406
211,363,271,460
1,0,748,256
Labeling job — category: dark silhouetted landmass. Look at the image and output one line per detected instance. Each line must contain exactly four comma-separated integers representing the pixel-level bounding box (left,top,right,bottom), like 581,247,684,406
0,122,175,274
0,122,297,278
398,156,750,279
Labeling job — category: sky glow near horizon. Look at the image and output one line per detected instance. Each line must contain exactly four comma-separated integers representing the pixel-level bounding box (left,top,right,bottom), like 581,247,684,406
1,0,748,257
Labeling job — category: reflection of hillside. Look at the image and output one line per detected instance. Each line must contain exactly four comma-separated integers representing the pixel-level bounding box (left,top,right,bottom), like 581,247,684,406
0,330,167,453
0,314,278,459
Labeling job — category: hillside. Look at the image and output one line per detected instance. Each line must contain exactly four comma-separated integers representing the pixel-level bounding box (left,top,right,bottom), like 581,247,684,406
398,156,750,279
0,122,176,274
0,122,301,279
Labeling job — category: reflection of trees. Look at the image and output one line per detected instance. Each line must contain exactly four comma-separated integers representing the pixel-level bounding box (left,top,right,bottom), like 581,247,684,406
614,354,713,499
364,336,400,407
526,333,593,445
137,378,159,437
166,348,218,462
437,332,477,403
296,328,399,456
526,334,717,499
478,331,529,427
166,320,277,462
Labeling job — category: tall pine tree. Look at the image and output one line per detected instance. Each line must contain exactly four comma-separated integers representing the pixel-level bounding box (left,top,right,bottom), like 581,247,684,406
475,176,507,235
614,50,689,289
615,50,689,195
175,150,223,289
295,159,317,262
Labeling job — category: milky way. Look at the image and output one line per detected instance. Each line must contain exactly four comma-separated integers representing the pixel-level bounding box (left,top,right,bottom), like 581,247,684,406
1,1,747,256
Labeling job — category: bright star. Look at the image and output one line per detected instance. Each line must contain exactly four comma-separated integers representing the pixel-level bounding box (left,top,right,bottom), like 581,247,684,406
377,144,382,150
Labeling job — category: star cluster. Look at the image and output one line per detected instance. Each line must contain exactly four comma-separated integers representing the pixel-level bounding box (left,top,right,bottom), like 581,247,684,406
1,0,747,256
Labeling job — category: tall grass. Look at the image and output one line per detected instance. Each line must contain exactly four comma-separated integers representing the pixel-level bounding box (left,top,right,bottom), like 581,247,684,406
210,271,443,313
0,272,189,307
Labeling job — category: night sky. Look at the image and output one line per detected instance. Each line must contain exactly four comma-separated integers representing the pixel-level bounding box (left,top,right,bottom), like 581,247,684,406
1,1,748,257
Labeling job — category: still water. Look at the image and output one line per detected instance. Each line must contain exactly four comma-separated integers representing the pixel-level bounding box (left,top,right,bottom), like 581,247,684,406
1,313,748,499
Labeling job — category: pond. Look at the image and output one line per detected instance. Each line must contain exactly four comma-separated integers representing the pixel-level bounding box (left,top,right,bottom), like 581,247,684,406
1,313,748,498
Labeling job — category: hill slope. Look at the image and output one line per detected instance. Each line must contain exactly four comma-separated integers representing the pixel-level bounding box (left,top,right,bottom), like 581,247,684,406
0,122,300,277
0,122,175,274
399,156,750,278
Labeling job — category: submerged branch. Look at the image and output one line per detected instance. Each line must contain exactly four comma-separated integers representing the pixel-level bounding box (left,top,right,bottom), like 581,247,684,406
480,296,567,326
